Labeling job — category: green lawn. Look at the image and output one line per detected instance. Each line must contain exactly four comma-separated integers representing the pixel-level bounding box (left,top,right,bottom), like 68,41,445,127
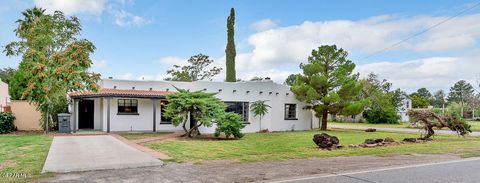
0,134,52,183
330,122,409,128
148,129,480,163
331,121,480,131
118,132,172,140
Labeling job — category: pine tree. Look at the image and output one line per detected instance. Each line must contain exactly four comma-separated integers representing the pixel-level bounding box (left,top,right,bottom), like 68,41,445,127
291,45,367,130
225,8,236,82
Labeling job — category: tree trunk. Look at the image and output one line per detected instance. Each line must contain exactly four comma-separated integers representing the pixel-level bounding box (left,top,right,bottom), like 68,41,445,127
320,109,328,131
45,110,49,134
186,122,203,137
259,115,262,132
461,100,464,118
180,120,188,137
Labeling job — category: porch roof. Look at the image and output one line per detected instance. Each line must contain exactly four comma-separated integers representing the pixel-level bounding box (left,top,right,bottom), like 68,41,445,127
68,88,173,99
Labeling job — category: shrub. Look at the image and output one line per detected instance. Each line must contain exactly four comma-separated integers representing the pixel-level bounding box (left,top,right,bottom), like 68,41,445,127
362,108,399,124
0,112,16,133
214,112,245,139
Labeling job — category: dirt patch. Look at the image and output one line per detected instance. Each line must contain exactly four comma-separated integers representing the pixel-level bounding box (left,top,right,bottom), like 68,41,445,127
0,160,17,170
46,154,461,183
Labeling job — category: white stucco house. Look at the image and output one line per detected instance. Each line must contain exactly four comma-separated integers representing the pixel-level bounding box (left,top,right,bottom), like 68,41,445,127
68,78,313,133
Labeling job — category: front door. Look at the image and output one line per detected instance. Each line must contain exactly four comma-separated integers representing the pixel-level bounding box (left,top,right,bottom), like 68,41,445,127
78,100,94,129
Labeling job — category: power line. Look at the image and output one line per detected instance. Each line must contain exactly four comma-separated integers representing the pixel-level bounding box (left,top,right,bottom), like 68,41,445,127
363,2,480,60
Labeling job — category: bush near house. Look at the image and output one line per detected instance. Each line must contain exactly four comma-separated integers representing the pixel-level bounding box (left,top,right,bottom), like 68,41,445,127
214,112,245,139
362,108,399,124
0,112,16,133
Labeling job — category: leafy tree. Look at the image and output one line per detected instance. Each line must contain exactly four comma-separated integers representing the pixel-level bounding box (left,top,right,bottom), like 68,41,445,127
225,8,236,82
410,94,429,108
250,100,271,131
214,112,245,139
4,7,100,133
291,45,367,130
284,74,300,86
416,88,433,100
0,67,17,84
163,88,226,137
362,108,399,124
8,66,28,100
165,54,221,82
433,90,447,108
360,73,401,124
448,80,474,117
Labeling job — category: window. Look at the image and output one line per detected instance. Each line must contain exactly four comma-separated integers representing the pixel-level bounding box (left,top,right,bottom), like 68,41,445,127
284,104,297,120
118,99,138,114
225,102,249,123
160,100,172,124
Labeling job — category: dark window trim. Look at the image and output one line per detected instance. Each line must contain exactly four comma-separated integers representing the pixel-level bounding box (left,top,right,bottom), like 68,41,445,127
117,99,139,114
284,103,298,120
117,112,139,115
224,101,250,124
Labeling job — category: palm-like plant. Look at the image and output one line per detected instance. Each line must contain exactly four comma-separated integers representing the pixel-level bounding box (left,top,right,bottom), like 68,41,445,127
250,100,271,131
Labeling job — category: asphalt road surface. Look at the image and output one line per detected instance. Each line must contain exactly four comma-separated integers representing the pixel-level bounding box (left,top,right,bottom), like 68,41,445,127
271,157,480,183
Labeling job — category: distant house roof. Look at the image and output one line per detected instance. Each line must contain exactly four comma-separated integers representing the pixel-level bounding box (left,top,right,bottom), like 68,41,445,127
68,88,173,99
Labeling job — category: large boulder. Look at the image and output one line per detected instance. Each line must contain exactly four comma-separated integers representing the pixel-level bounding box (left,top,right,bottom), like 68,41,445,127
313,133,340,149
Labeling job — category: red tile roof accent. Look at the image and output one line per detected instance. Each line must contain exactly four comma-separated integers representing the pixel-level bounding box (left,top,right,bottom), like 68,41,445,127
68,88,173,98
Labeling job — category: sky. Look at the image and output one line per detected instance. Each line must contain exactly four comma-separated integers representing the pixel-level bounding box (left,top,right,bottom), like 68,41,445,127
1,0,480,93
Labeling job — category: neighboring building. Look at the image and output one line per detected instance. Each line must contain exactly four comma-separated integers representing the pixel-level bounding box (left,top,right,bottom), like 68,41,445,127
0,79,10,111
397,97,412,122
68,78,313,133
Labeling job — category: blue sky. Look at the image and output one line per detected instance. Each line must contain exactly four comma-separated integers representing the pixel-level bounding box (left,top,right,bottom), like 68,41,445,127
1,0,480,92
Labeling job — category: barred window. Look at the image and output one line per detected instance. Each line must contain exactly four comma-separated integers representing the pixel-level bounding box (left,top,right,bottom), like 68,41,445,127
118,99,138,114
284,104,297,120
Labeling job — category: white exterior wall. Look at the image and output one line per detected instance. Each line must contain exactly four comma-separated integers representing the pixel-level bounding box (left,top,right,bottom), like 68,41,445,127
91,79,312,133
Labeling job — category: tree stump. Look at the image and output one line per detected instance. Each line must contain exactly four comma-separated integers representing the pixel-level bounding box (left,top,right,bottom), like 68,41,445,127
313,133,340,149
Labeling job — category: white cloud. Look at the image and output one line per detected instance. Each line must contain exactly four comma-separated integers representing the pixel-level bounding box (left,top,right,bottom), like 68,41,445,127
239,13,480,71
251,19,277,31
355,52,480,92
34,0,105,16
112,9,151,27
159,56,186,66
92,59,107,68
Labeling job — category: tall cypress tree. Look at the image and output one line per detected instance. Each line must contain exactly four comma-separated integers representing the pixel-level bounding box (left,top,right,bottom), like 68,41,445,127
225,8,236,82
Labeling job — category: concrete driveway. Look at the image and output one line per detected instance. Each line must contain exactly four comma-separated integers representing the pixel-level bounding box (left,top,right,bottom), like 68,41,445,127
42,135,163,173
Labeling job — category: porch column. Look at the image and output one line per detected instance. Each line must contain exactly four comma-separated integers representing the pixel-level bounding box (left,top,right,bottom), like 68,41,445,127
152,99,158,132
73,99,77,133
106,97,111,133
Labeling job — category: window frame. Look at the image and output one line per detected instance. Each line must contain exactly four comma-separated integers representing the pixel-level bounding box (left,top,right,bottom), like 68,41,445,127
284,103,298,120
117,99,139,115
224,101,250,124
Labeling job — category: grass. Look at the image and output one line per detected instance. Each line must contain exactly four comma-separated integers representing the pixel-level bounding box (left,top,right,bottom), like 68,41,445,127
118,132,172,140
148,129,480,163
330,122,409,128
0,133,52,183
331,121,480,131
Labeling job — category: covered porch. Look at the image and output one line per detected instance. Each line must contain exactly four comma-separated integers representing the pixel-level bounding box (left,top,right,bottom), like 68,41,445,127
68,88,173,133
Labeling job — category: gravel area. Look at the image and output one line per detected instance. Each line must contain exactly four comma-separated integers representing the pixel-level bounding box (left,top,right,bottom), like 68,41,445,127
42,154,460,183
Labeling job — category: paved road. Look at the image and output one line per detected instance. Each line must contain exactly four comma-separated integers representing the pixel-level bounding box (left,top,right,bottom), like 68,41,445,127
272,157,480,183
42,135,163,173
330,124,480,136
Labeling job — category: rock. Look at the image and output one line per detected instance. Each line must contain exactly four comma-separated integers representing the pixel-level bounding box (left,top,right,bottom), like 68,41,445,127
313,133,340,149
365,128,377,132
403,138,417,143
364,139,377,144
374,139,384,143
365,143,378,147
417,137,433,141
384,137,395,143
